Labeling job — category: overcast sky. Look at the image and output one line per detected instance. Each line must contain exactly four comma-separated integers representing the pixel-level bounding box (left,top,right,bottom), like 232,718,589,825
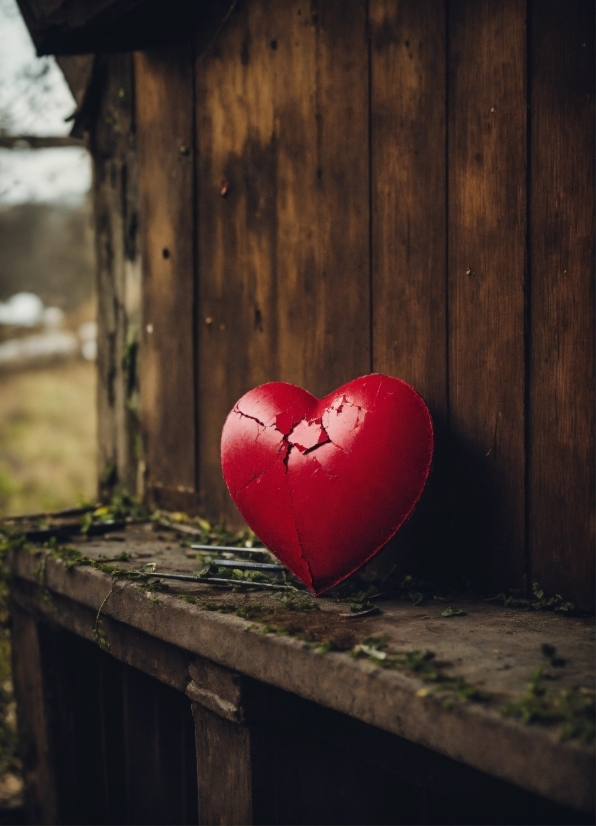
0,0,91,205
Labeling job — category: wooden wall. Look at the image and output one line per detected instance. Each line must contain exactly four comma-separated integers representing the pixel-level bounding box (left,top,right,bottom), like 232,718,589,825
90,54,144,499
133,0,594,608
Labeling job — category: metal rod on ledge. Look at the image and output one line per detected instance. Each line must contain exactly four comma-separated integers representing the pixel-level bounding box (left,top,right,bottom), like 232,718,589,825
190,544,272,556
211,558,284,572
147,571,298,590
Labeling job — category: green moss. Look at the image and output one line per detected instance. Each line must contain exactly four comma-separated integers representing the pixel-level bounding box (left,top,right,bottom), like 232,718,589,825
176,594,197,604
441,607,467,617
279,595,320,612
156,511,261,551
486,582,577,614
235,603,273,620
260,623,290,636
352,638,488,704
138,579,169,593
314,640,336,654
202,601,235,613
502,668,595,744
207,566,270,584
81,492,148,533
434,677,490,703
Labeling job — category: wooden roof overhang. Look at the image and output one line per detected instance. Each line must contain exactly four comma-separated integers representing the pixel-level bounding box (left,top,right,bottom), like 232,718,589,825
15,0,232,54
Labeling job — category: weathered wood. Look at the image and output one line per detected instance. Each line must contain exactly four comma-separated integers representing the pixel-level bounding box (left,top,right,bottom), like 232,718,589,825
98,653,127,824
193,704,252,825
195,0,370,525
187,659,244,723
123,664,197,824
370,0,447,415
135,46,197,510
92,54,142,498
11,576,191,693
248,679,586,825
55,55,95,107
448,0,527,591
10,605,58,825
9,536,595,813
40,626,113,824
248,681,425,825
528,0,595,611
10,604,129,824
369,0,448,579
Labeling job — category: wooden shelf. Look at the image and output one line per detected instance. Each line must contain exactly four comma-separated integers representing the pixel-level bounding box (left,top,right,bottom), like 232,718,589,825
9,523,594,816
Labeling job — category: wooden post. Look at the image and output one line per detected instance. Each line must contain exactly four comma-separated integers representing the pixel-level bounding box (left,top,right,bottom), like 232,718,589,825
10,605,59,825
187,660,253,825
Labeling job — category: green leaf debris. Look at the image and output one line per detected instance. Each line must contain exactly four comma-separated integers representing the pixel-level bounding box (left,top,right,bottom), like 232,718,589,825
502,668,595,744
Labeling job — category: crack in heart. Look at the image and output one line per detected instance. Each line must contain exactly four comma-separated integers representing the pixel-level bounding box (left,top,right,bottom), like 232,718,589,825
285,464,315,588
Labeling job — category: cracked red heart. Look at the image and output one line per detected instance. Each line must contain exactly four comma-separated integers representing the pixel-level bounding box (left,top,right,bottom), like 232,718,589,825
221,374,434,595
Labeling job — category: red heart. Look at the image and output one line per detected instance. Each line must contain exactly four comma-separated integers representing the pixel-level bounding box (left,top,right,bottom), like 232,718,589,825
221,374,433,595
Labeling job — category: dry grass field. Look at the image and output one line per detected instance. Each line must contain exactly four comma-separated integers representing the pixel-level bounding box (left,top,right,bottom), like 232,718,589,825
0,359,97,815
0,360,97,517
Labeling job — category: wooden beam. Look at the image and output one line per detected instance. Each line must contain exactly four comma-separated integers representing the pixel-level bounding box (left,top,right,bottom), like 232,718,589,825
0,135,86,149
9,538,595,814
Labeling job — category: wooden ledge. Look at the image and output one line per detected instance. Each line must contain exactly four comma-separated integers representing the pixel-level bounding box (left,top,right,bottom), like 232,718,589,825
9,525,595,814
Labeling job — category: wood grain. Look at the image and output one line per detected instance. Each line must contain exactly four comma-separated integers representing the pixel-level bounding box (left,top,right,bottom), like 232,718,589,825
370,0,447,414
10,607,58,825
528,0,595,610
448,0,527,591
194,0,370,525
123,663,198,824
135,46,197,507
369,0,447,577
93,54,143,497
55,55,95,107
10,534,596,814
41,628,113,824
193,704,253,825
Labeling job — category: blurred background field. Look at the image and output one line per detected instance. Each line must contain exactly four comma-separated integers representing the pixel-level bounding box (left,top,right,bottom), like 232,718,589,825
0,0,96,522
0,0,97,814
0,360,96,516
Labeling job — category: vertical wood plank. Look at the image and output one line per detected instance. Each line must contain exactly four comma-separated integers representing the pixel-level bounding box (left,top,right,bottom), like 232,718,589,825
370,0,447,415
369,0,447,577
195,0,370,525
93,54,143,497
122,664,198,824
98,655,127,824
274,0,370,398
193,704,252,826
10,608,58,825
135,46,197,509
448,0,527,590
529,0,595,609
46,628,110,825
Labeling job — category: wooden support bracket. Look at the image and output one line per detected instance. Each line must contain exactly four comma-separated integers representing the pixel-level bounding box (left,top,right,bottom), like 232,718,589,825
188,661,253,826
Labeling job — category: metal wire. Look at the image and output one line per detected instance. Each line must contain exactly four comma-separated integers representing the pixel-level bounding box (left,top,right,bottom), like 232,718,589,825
148,571,298,590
